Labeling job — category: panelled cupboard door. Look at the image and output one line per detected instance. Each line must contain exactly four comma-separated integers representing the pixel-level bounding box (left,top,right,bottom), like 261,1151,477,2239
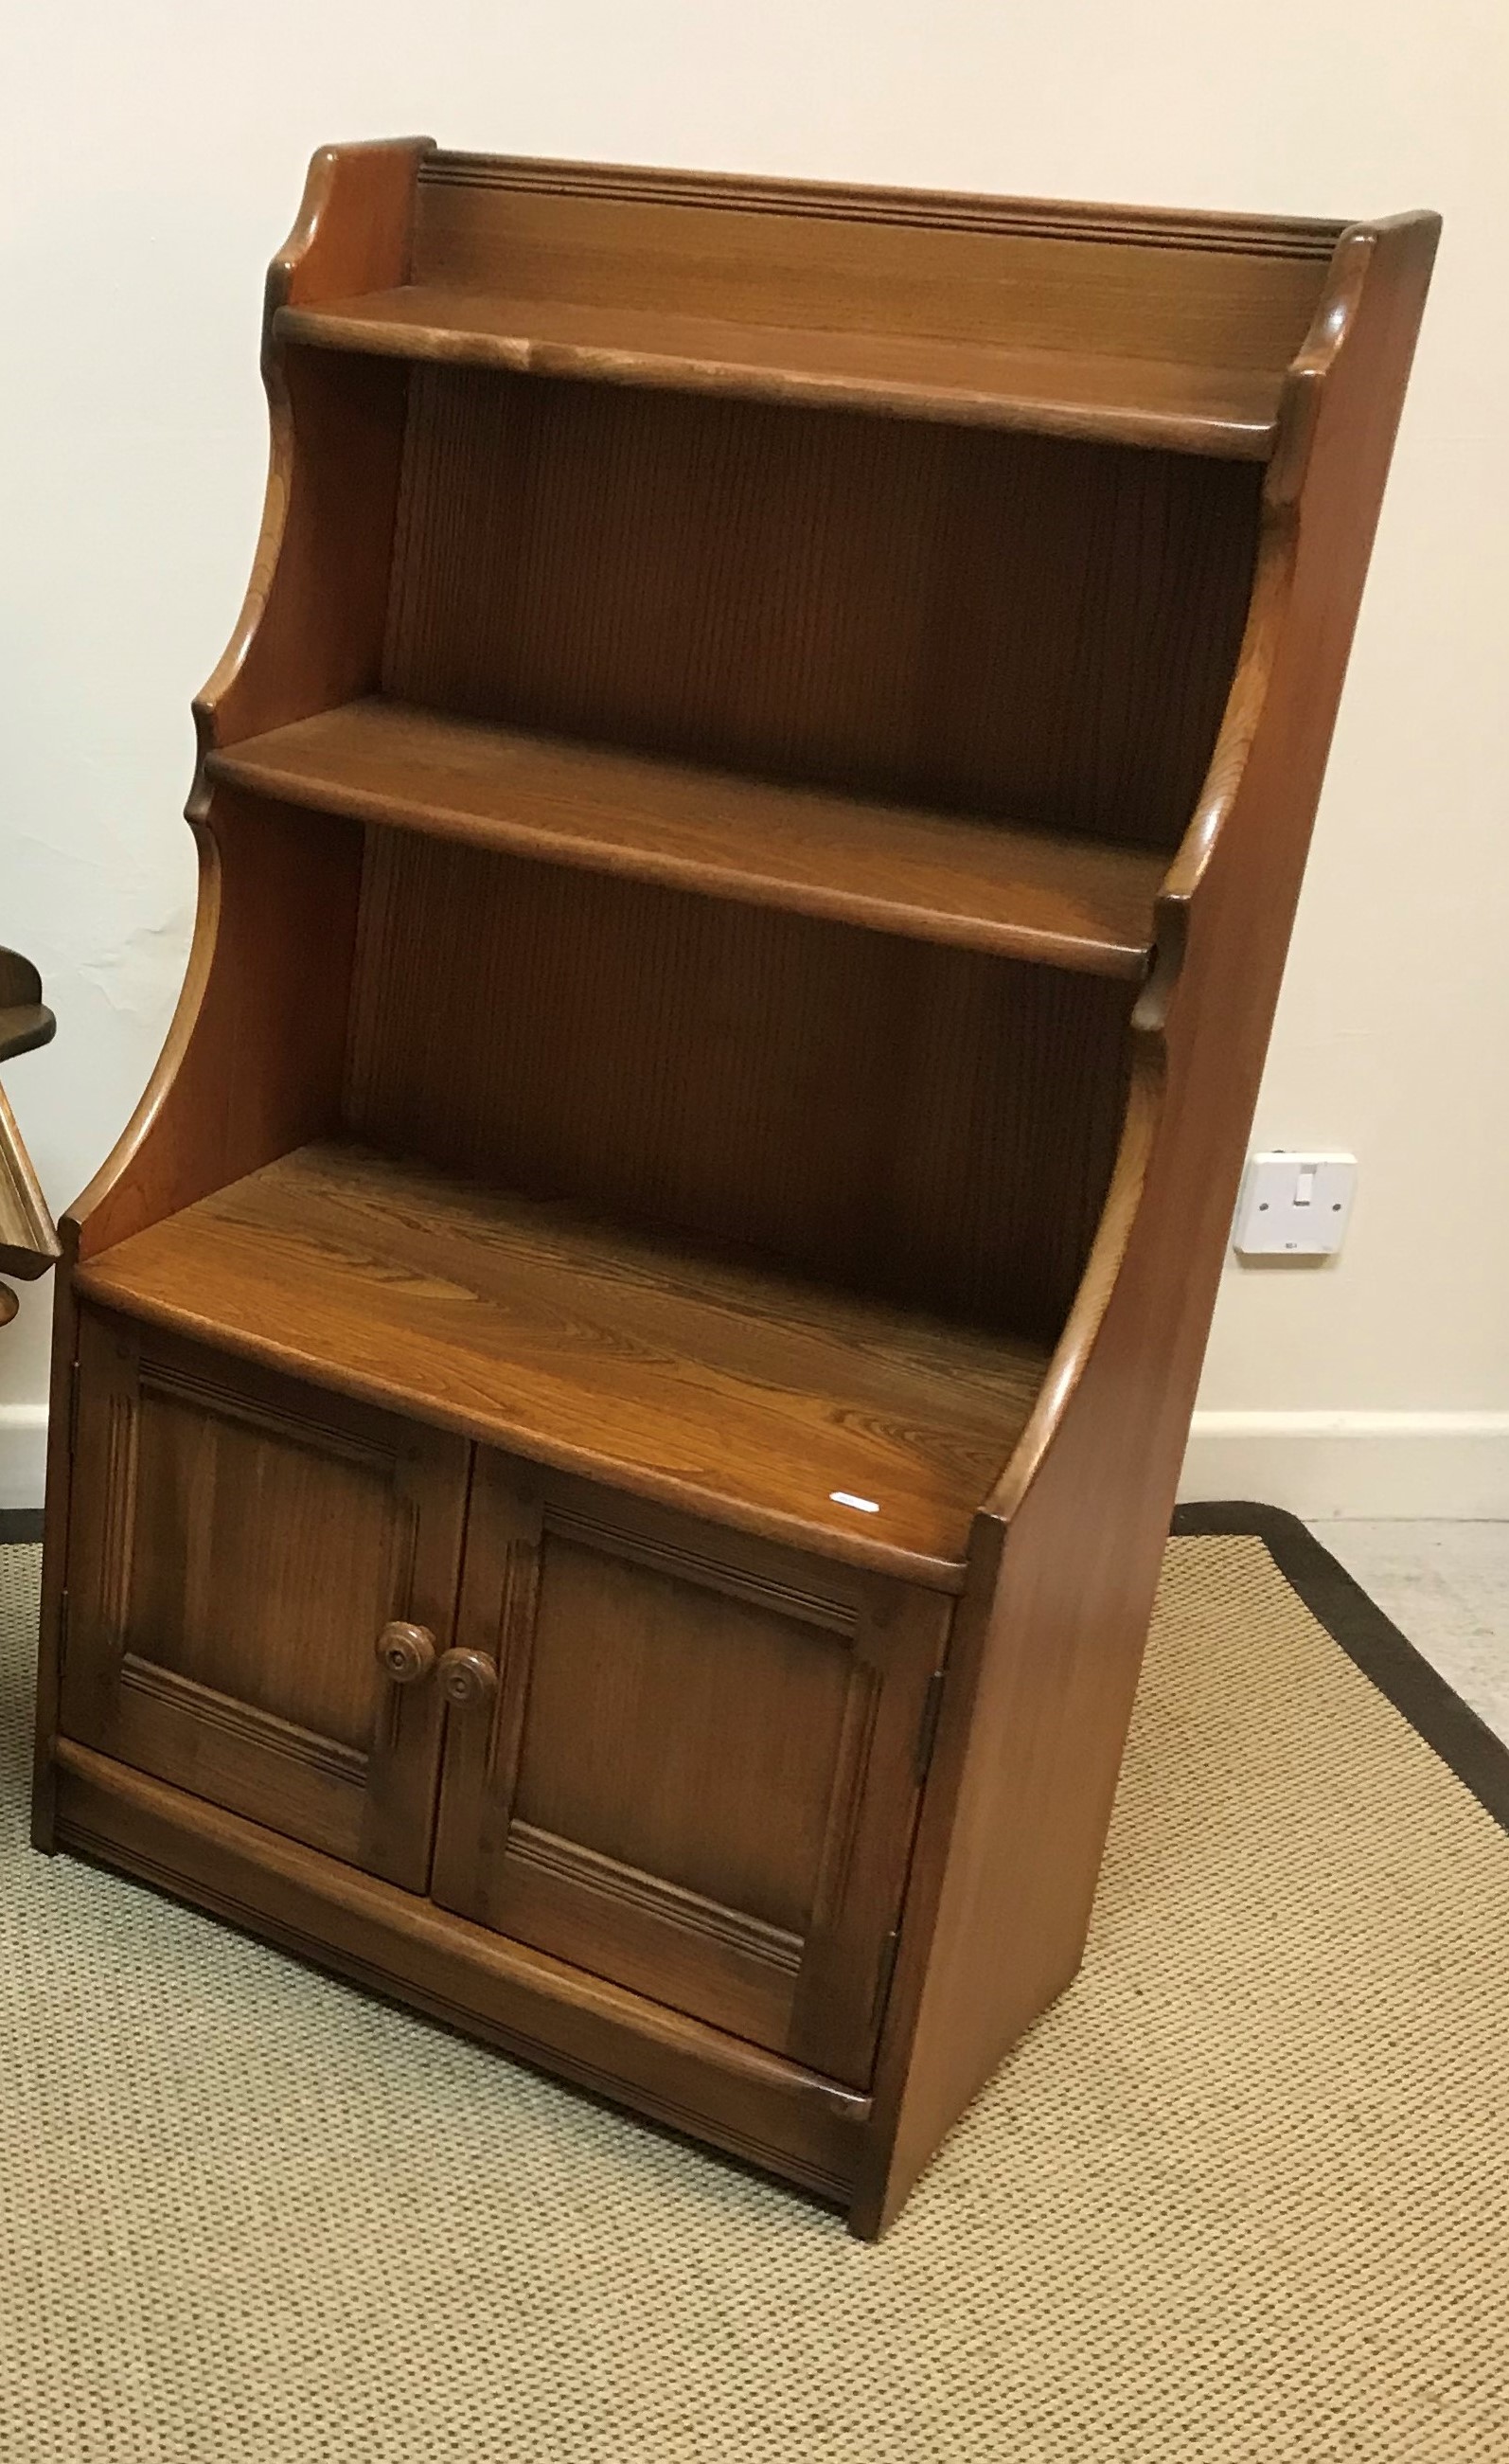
60,1312,470,1889
431,1455,951,2085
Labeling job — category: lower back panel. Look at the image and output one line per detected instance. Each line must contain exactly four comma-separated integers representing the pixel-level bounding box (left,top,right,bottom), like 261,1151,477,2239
382,367,1261,851
344,828,1132,1342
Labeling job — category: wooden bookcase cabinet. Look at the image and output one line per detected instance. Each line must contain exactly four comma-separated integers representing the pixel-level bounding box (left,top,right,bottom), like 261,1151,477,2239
33,144,1435,2235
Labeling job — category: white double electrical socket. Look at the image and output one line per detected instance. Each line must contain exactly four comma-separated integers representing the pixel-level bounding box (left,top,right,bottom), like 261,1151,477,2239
1234,1151,1357,1258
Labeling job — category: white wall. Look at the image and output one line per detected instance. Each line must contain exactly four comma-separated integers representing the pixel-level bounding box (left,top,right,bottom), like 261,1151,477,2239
2,1,1505,1513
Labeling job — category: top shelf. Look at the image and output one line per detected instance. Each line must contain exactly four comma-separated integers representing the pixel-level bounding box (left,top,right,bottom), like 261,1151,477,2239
275,287,1284,460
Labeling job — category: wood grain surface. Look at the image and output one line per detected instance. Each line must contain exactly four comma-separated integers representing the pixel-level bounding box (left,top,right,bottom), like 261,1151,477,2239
75,1140,1050,1586
0,946,56,1064
64,791,363,1268
412,152,1337,371
62,1310,468,1889
279,288,1285,456
853,210,1442,2236
0,1080,58,1279
36,140,1436,2239
53,1738,870,2203
193,138,429,761
381,368,1261,852
207,698,1167,973
431,1454,950,2080
344,828,1134,1343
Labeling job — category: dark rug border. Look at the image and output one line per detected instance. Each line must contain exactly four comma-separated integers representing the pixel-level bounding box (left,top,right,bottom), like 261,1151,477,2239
0,1509,44,1544
1174,1501,1509,1837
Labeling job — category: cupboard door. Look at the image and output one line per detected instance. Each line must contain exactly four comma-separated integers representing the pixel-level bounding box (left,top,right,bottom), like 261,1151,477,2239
60,1312,469,1889
432,1455,950,2085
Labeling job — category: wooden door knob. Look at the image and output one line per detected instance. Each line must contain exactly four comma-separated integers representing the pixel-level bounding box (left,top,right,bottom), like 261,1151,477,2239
376,1620,436,1684
437,1648,499,1708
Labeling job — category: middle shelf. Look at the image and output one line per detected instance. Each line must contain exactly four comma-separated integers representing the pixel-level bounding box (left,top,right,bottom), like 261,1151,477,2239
76,1141,1052,1587
204,700,1166,977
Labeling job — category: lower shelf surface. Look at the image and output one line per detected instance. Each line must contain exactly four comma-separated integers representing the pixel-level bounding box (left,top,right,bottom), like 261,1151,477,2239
75,1141,1049,1584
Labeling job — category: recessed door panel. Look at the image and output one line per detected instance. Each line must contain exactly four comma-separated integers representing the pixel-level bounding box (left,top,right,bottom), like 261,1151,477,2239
432,1455,950,2082
61,1312,469,1888
511,1535,857,1934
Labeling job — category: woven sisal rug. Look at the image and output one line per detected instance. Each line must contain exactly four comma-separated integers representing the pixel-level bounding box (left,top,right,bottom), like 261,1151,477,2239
2,1517,1506,2461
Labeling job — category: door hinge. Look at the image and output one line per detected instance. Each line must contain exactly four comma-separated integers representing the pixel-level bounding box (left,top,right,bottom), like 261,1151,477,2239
914,1665,947,1785
872,1925,901,2028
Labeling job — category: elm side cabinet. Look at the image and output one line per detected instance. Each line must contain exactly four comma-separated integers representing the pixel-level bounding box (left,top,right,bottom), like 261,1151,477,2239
33,144,1436,2234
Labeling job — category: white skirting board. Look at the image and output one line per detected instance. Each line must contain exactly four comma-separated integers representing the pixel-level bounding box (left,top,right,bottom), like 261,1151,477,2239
1180,1413,1509,1521
4,1400,1507,1521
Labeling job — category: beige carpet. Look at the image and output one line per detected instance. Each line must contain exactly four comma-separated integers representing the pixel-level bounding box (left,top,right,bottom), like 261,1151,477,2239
3,1534,1507,2462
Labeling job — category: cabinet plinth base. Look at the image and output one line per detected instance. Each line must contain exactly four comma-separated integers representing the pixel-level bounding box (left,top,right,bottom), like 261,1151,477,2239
51,1737,870,2212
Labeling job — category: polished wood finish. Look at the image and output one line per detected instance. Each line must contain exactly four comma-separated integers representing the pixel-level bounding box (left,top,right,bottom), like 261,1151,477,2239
36,145,1435,2237
0,946,56,1064
61,1312,468,1888
0,947,59,1285
409,155,1336,356
330,150,1340,461
377,1620,438,1684
341,832,1132,1341
431,1458,948,2080
851,211,1442,2235
193,139,428,760
66,791,363,1267
52,1737,869,2201
0,1080,59,1280
30,1264,78,1845
207,700,1167,974
75,1140,1048,1584
378,371,1259,854
279,285,1287,458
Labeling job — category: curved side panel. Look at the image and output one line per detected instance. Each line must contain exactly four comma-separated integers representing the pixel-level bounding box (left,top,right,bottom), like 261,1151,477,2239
67,815,222,1260
968,213,1425,1488
40,145,431,1836
979,509,1297,1511
67,791,364,1264
38,787,364,1835
194,137,431,777
978,213,1385,1489
65,141,432,1261
854,206,1440,2237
